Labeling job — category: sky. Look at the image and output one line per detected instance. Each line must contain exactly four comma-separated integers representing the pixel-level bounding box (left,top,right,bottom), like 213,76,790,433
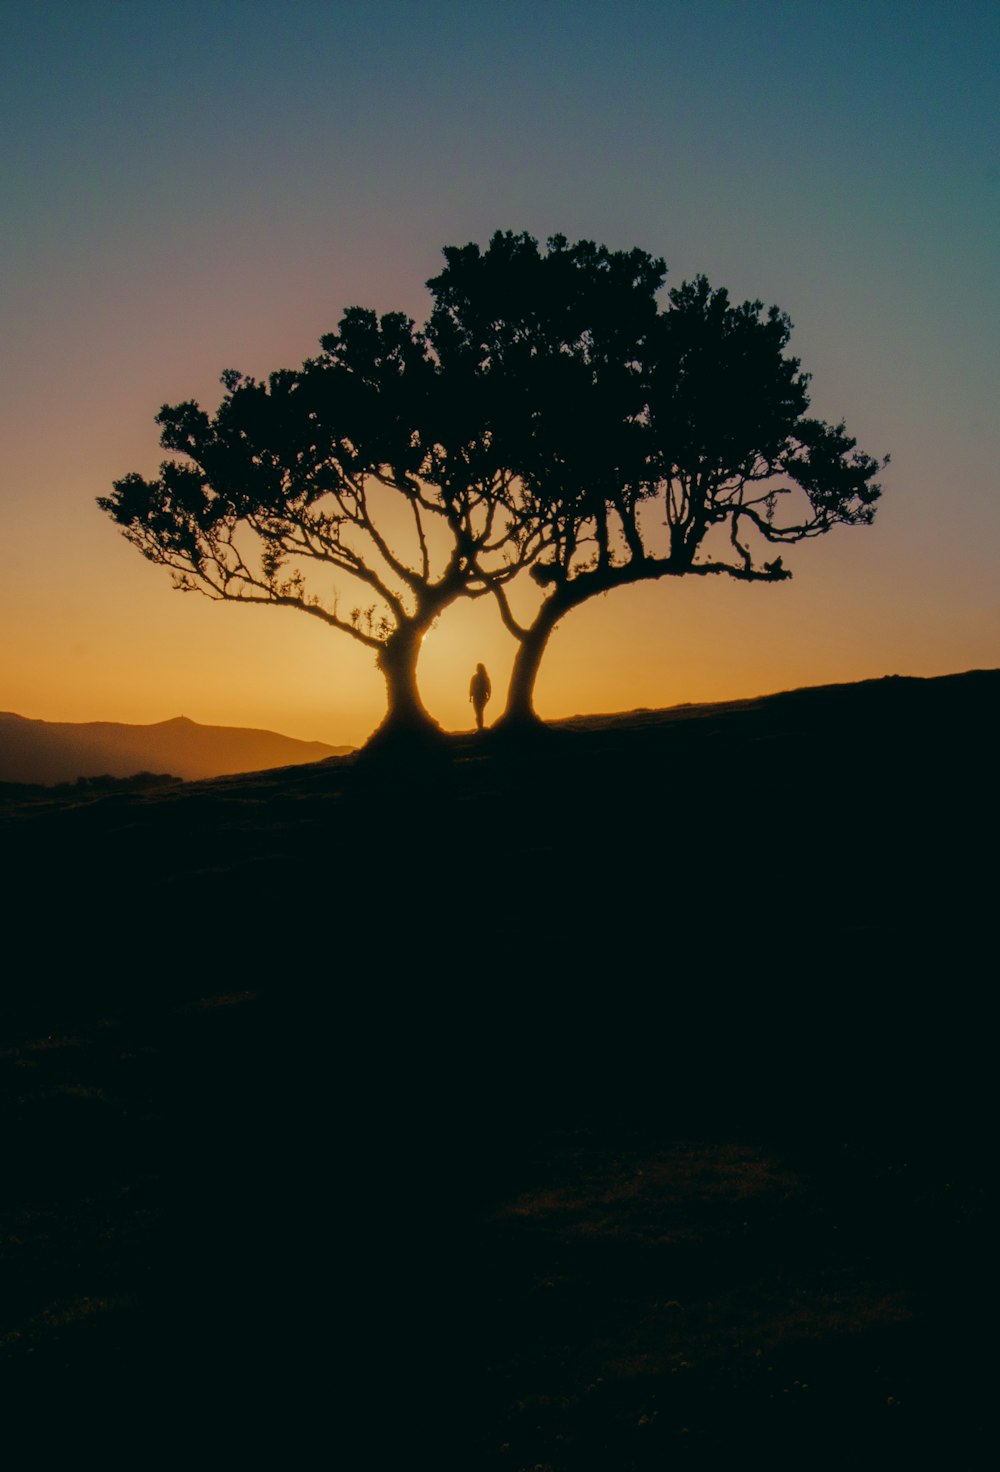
2,0,997,746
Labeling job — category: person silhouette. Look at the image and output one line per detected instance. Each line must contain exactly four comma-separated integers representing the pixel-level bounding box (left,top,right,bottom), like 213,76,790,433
469,663,492,732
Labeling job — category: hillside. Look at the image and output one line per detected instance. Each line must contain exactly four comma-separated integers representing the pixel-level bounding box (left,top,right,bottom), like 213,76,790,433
1,668,997,1460
0,709,350,784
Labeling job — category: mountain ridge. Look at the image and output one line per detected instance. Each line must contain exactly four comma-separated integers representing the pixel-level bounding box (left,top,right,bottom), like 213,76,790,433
0,709,352,784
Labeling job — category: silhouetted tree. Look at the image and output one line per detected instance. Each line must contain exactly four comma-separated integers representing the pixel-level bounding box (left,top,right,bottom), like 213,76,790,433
103,233,886,739
427,234,887,726
100,309,537,739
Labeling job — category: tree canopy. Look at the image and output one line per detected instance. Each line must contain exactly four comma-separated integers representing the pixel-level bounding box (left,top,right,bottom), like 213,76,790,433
101,305,536,737
101,232,886,738
425,235,886,723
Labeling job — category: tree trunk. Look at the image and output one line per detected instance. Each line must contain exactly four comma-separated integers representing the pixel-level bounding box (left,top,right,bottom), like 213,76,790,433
369,622,441,742
496,565,638,729
495,559,669,732
496,601,564,729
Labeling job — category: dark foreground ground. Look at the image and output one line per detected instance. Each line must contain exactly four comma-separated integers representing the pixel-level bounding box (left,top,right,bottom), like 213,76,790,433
1,670,996,1463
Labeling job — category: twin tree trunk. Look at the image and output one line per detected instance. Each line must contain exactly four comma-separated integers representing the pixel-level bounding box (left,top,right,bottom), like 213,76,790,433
371,583,588,742
373,608,555,741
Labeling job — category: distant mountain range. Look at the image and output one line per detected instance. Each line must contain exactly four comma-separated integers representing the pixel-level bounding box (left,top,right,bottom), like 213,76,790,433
0,711,351,785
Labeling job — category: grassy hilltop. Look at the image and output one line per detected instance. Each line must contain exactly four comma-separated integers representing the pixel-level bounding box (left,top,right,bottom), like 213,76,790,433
1,670,996,1463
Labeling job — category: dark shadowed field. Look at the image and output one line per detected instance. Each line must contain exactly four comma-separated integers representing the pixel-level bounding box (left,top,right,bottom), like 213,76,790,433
1,671,996,1463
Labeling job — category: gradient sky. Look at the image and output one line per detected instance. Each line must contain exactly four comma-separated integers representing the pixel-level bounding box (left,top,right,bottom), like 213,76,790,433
2,0,997,745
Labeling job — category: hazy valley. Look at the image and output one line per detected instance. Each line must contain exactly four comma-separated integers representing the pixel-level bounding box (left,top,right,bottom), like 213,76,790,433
0,710,350,786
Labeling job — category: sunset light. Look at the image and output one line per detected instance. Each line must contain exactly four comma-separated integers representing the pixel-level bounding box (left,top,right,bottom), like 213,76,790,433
2,5,997,748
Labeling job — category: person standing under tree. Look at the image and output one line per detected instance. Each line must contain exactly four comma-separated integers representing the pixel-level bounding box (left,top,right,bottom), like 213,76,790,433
469,663,491,732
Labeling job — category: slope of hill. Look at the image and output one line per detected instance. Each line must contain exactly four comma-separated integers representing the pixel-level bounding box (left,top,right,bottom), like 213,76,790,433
1,667,997,1459
0,710,351,784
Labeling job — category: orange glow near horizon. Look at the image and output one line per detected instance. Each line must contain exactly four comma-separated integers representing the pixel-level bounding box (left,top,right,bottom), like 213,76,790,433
4,498,997,750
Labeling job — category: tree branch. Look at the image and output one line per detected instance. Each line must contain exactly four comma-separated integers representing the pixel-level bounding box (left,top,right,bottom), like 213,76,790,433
491,581,528,640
